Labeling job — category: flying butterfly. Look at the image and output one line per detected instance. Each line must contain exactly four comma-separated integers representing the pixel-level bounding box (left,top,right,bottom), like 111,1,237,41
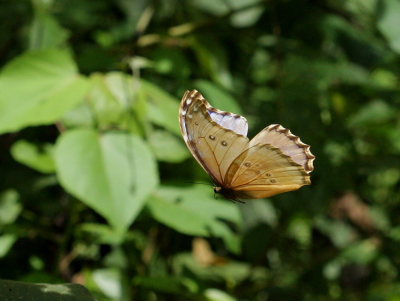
179,90,315,200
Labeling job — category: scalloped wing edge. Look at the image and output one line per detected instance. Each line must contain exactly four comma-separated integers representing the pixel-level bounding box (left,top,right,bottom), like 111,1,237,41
264,124,315,173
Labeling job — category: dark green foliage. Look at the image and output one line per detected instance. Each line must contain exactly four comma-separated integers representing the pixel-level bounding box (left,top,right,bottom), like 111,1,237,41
1,0,400,300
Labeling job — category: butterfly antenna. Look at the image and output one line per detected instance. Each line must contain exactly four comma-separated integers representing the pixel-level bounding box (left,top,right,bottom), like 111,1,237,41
231,198,245,204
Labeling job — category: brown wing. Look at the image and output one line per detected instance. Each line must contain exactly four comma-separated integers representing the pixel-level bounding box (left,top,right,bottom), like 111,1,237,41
179,90,248,185
225,144,310,199
249,124,315,173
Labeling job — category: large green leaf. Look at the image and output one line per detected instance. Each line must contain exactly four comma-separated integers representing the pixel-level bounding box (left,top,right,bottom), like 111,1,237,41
147,186,243,253
0,279,96,301
0,49,89,134
55,129,158,232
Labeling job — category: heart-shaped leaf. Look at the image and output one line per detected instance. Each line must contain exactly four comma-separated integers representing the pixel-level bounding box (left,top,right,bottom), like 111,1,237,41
55,129,158,232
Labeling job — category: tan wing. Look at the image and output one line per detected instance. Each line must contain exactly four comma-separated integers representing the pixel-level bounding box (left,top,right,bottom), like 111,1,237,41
224,144,310,199
249,124,315,173
179,90,248,185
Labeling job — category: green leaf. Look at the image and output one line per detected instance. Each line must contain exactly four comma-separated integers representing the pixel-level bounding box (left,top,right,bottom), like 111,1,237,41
370,69,398,89
191,0,230,16
204,288,237,301
377,0,400,54
287,215,312,247
314,217,357,248
92,269,124,299
147,185,242,253
148,130,190,163
55,129,158,232
194,80,243,114
348,100,395,128
173,253,266,284
0,49,89,134
241,199,278,230
230,0,264,28
191,36,234,90
77,223,126,245
0,279,96,301
0,234,17,258
11,140,55,173
29,12,70,50
151,48,191,78
340,239,379,264
140,80,181,135
0,190,21,226
86,72,146,134
134,276,191,294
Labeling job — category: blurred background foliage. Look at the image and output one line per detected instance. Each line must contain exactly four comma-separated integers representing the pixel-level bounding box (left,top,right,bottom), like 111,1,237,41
1,0,400,300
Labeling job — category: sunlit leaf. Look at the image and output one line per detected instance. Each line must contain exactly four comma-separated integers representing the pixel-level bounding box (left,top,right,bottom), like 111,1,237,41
204,288,237,301
11,140,55,174
92,269,123,299
55,129,158,232
0,49,89,134
0,190,21,226
0,234,17,258
230,1,264,28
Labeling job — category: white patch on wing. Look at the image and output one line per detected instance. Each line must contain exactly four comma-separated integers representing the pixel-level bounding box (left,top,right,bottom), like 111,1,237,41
208,110,248,136
209,111,223,123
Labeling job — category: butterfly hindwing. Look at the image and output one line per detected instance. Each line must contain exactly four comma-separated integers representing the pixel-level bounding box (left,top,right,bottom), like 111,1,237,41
224,144,310,198
249,124,315,173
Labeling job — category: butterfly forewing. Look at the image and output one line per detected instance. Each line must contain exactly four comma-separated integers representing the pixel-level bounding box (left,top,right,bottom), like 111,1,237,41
180,90,249,186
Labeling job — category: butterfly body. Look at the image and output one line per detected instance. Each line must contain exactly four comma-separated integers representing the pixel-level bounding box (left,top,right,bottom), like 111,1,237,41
214,186,240,201
179,90,315,200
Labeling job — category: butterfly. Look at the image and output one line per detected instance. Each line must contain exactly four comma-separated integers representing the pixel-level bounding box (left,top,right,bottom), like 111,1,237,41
179,90,315,200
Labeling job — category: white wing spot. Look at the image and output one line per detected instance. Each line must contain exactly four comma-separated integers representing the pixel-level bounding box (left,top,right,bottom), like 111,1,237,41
186,98,192,105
